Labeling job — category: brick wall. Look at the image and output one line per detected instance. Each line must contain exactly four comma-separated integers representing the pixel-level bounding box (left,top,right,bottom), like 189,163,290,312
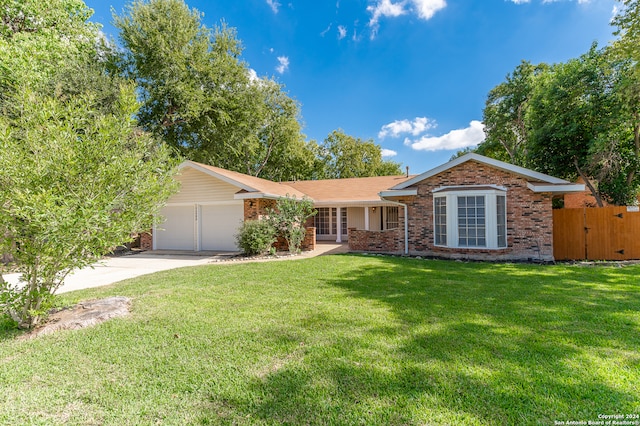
140,231,153,251
563,177,606,208
243,198,277,220
348,228,402,253
389,160,554,261
273,227,316,252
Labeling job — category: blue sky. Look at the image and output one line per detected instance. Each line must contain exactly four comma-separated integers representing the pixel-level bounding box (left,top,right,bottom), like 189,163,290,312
86,0,618,173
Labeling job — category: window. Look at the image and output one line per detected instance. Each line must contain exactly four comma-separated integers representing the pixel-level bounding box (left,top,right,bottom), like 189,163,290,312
385,206,399,230
458,196,486,247
433,188,507,249
331,208,337,235
497,195,506,248
434,197,447,246
315,208,330,235
315,207,348,237
341,208,348,236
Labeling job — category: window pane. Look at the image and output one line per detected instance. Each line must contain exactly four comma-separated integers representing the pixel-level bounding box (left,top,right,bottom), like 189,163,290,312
434,197,447,245
341,208,348,235
385,206,399,230
331,208,337,234
497,195,507,247
315,208,330,235
458,195,486,247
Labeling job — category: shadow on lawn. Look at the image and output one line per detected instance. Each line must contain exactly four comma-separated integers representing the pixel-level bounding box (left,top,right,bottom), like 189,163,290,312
205,256,640,425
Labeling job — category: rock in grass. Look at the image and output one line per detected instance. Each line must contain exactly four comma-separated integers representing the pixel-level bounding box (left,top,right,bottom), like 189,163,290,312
21,296,131,339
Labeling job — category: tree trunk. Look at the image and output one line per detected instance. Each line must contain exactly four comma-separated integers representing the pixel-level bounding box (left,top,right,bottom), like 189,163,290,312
574,157,603,207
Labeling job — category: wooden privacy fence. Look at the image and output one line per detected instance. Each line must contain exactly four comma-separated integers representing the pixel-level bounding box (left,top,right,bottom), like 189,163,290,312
553,206,640,260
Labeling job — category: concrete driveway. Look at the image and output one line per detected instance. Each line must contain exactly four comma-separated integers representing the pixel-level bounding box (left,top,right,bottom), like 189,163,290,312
2,252,228,294
2,243,349,294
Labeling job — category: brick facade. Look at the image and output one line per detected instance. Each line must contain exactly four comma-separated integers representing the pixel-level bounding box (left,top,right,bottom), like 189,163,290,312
273,227,316,252
140,232,153,251
384,160,555,261
243,198,278,221
348,228,402,253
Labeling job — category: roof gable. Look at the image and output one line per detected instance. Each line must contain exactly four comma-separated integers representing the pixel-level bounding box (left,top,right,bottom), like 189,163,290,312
180,161,306,199
391,153,573,190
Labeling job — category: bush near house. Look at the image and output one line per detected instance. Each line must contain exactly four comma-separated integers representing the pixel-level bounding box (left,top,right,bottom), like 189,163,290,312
267,195,316,254
235,220,277,256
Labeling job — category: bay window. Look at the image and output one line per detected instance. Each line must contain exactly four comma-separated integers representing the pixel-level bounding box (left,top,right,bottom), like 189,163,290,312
433,187,507,249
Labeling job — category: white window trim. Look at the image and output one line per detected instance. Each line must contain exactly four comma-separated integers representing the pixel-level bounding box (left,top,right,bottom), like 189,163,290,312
433,189,507,250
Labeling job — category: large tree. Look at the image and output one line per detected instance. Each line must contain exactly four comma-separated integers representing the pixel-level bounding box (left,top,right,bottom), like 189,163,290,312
479,43,640,205
479,61,548,166
526,45,638,206
314,130,402,179
0,0,178,328
114,0,314,181
608,0,640,203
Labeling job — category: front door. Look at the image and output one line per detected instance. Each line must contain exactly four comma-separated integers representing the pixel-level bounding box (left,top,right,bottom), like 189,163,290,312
315,207,347,241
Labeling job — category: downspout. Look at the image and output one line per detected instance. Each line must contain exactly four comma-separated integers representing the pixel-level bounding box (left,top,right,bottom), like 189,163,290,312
380,198,409,255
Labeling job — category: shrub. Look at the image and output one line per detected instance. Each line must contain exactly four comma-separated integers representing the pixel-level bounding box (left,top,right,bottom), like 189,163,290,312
266,196,316,254
235,220,277,256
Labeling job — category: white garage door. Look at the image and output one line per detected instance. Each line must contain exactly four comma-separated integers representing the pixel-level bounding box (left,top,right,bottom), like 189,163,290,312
200,204,243,251
155,206,195,250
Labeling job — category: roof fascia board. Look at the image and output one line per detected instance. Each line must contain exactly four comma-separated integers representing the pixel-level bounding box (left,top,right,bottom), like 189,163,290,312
312,200,398,207
392,153,570,190
526,182,586,193
378,189,418,197
234,192,287,200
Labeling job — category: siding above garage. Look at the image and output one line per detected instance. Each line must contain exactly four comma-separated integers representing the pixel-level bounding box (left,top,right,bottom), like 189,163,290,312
167,167,241,204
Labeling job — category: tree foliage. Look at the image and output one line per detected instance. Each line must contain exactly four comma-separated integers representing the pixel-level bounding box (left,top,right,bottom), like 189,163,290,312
478,41,640,205
479,61,548,166
314,130,402,179
0,0,179,328
114,0,315,181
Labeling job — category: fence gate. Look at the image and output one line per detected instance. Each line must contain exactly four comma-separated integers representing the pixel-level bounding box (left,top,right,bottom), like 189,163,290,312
553,206,640,261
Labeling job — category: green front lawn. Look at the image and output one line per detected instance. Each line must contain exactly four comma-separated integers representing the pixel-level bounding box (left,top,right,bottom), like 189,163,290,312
1,255,639,425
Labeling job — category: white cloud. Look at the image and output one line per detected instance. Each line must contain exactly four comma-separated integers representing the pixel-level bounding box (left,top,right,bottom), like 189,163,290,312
411,0,446,20
367,0,407,37
320,23,332,37
407,120,485,151
381,148,398,157
509,0,530,3
367,0,446,38
276,56,290,74
378,117,436,139
338,25,347,39
266,0,280,13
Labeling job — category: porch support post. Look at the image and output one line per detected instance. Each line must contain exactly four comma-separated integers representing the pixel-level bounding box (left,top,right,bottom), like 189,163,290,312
364,207,370,231
336,207,342,243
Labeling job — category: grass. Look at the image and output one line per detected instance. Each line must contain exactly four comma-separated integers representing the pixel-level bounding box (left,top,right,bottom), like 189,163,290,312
0,254,639,425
